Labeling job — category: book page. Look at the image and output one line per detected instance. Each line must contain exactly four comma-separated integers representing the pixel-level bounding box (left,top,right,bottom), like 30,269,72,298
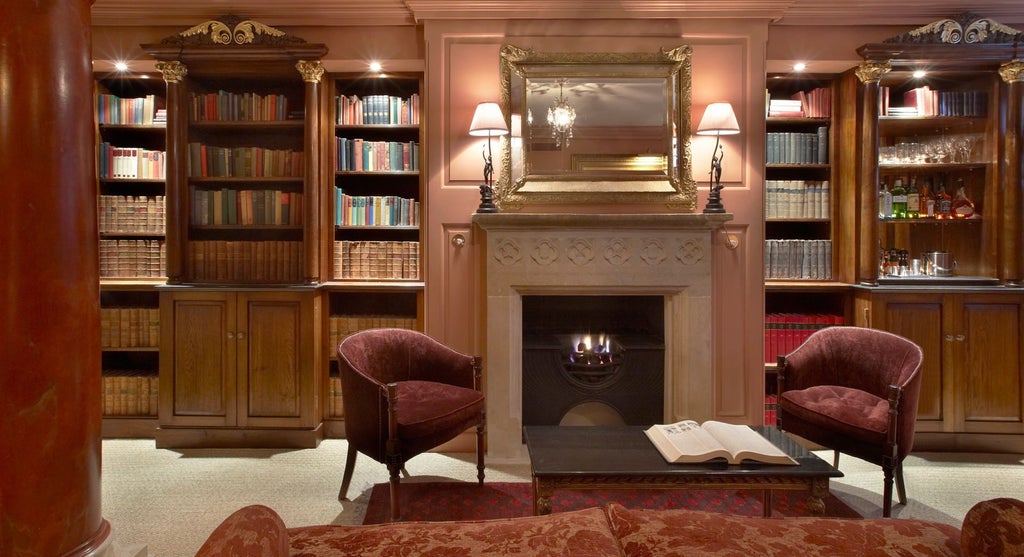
702,421,797,465
645,420,730,463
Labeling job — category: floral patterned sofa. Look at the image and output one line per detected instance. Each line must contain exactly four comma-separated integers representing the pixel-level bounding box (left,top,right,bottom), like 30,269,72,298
195,497,1024,557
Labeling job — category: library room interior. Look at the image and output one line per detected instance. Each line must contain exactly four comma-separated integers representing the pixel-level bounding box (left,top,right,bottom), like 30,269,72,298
5,1,1024,555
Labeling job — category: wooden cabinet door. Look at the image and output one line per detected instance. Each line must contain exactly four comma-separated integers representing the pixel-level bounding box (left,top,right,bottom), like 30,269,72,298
957,293,1024,434
237,291,318,428
159,291,237,427
866,292,950,432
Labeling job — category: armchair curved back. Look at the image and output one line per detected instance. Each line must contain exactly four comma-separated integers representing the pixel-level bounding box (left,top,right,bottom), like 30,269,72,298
779,326,923,460
337,328,479,462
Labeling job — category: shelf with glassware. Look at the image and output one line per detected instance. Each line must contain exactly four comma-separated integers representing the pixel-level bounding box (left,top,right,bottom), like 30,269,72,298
847,21,1024,451
95,74,168,437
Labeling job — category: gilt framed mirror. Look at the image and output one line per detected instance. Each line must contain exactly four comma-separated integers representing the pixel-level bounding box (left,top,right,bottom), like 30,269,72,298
496,44,696,210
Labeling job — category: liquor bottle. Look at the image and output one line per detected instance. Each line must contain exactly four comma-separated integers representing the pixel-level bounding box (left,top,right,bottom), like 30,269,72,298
952,180,976,219
906,178,921,218
891,178,907,219
878,180,893,219
935,178,952,219
921,178,936,218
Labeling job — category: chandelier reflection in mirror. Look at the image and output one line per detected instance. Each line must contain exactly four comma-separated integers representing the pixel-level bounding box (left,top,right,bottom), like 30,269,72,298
546,79,576,148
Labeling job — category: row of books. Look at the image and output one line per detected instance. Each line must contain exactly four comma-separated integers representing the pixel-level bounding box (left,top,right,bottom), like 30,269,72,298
764,239,832,280
335,93,421,126
102,372,159,417
98,143,166,180
331,240,420,280
334,189,420,227
335,137,420,172
766,128,828,165
99,239,166,278
99,195,166,235
882,86,987,117
327,317,417,355
97,93,165,126
188,91,292,122
188,240,303,283
764,394,778,426
765,314,845,363
187,142,305,178
766,87,832,118
190,188,303,226
101,307,159,348
327,376,344,418
765,180,830,219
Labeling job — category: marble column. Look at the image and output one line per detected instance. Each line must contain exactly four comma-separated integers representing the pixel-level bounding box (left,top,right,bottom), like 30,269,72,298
0,1,110,555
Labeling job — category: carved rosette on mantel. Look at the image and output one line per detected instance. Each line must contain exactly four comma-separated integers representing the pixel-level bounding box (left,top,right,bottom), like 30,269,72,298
853,12,1024,286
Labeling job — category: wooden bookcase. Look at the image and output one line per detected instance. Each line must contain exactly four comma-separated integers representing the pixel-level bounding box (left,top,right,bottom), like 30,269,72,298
95,72,167,437
763,74,851,401
322,74,425,436
143,18,327,448
845,15,1024,452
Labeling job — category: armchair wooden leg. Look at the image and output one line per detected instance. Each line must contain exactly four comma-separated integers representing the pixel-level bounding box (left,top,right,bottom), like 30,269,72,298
833,450,840,469
388,464,402,521
895,461,908,505
476,421,485,485
338,444,358,502
882,464,895,518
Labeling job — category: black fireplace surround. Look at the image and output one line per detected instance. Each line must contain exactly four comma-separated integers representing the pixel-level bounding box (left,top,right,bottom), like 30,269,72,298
522,295,665,426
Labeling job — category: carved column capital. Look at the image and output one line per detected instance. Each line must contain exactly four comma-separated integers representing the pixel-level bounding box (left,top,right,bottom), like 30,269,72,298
156,61,188,83
855,61,891,84
296,60,324,83
999,59,1024,84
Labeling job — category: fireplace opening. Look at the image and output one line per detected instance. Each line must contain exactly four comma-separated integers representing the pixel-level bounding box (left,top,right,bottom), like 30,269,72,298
522,295,665,428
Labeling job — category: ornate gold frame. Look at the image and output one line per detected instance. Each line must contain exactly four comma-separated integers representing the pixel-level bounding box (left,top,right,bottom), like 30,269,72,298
497,45,696,210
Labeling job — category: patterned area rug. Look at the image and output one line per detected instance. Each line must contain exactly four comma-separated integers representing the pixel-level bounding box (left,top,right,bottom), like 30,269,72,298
363,481,862,524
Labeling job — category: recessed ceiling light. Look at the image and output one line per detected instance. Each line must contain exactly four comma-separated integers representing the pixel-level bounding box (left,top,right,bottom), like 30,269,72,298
368,61,382,73
793,62,807,72
913,69,927,78
114,62,128,72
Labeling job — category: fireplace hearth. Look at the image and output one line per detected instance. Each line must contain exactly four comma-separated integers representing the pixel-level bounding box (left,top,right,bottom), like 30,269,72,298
522,295,664,427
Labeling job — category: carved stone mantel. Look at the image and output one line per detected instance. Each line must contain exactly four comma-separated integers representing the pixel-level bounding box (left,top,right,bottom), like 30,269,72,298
473,212,731,460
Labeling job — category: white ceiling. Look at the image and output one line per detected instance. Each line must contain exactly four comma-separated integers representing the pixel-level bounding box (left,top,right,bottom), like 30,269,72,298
91,0,1024,27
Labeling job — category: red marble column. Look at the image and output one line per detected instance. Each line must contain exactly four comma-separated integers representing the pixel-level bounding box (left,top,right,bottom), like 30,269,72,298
0,1,110,555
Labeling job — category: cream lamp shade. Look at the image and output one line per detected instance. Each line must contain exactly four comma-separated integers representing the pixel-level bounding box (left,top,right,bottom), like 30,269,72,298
469,102,509,136
696,102,740,136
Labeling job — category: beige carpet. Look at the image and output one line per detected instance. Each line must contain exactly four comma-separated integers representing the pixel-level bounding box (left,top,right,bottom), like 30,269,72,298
101,438,1023,557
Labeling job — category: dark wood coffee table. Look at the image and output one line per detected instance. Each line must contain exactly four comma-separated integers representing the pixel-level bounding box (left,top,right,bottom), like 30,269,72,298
523,425,842,517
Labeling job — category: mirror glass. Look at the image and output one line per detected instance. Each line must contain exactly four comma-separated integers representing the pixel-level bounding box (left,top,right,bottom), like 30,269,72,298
498,45,696,209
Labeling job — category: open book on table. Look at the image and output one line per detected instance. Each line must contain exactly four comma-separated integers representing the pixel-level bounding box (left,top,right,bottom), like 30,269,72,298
644,420,798,465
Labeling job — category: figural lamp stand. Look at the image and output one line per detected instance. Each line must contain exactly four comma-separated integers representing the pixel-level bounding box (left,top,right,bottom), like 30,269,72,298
469,102,509,213
696,102,740,214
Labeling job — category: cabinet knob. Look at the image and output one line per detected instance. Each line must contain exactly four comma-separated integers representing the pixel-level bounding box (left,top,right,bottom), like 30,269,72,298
955,334,965,342
237,332,245,340
944,334,953,342
227,332,235,340
451,234,466,247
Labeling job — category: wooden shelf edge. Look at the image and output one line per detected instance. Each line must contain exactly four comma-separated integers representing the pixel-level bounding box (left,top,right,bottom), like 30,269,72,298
320,280,424,291
765,280,852,291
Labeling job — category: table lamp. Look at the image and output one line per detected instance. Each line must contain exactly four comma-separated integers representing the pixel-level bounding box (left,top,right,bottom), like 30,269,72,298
469,101,509,213
696,102,740,214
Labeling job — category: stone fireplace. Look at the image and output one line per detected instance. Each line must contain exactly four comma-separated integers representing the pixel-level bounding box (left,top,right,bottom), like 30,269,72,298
473,213,729,460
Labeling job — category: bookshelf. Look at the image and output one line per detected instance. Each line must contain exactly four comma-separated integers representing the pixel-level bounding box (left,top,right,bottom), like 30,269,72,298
95,73,168,437
763,74,849,389
846,22,1024,450
323,74,425,434
143,18,327,448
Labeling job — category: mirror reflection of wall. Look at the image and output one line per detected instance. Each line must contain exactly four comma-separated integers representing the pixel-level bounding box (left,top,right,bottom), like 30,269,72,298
524,77,670,175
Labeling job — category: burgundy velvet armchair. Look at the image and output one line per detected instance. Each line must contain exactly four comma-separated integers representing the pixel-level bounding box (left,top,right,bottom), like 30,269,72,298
776,326,923,517
336,328,486,521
